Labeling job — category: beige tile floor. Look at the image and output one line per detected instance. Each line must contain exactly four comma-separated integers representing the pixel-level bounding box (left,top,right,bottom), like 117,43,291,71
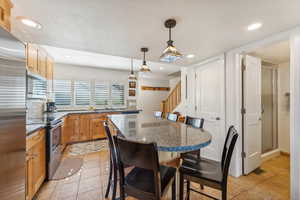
36,148,290,200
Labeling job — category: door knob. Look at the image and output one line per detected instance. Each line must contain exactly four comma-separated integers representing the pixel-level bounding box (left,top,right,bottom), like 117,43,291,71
216,117,220,120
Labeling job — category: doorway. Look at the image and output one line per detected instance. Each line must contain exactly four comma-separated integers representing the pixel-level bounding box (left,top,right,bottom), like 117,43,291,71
242,40,290,175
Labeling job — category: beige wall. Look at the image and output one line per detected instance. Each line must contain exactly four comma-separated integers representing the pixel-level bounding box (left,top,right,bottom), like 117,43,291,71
278,62,290,153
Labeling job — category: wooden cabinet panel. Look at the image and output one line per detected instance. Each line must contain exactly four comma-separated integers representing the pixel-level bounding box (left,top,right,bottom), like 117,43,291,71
0,0,13,31
26,44,38,74
46,56,54,80
79,114,92,141
90,116,106,139
26,129,46,200
62,115,80,144
37,48,47,78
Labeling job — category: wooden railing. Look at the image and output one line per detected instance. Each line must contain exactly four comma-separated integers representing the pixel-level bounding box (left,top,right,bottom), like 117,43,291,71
161,81,181,113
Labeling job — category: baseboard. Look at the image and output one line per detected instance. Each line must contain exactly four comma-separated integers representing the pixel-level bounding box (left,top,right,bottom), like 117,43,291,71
280,151,290,157
261,149,280,162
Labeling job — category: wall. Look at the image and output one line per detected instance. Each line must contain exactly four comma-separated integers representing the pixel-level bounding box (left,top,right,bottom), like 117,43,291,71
278,62,290,153
136,73,170,114
54,63,129,81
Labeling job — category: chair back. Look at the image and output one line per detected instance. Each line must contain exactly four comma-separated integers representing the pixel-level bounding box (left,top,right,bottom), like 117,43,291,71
115,137,161,197
154,111,163,118
103,122,118,169
167,113,178,122
221,126,238,181
185,116,204,128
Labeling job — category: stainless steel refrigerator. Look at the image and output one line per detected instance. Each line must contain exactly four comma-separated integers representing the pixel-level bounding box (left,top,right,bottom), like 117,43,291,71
0,27,26,199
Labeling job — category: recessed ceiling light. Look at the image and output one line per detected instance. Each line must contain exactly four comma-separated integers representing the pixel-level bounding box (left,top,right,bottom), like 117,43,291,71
186,54,195,58
160,67,164,70
65,55,72,59
17,16,42,29
247,22,262,31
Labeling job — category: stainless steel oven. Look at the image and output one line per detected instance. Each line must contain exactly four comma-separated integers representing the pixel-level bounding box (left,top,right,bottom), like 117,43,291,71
46,119,63,179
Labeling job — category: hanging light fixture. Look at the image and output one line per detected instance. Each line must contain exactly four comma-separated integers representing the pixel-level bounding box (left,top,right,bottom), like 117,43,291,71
140,47,151,72
128,58,137,80
160,19,182,63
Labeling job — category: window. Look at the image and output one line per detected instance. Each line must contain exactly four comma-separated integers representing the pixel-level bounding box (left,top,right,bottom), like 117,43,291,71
54,80,72,106
111,83,125,106
54,80,126,108
74,81,90,106
95,82,109,106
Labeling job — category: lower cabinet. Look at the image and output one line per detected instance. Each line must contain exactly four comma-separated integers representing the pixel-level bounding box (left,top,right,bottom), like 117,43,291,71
26,129,46,200
62,113,111,145
90,116,106,139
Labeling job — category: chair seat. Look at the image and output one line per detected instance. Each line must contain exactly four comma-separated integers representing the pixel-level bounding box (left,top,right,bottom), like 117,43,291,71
125,165,176,194
179,157,223,188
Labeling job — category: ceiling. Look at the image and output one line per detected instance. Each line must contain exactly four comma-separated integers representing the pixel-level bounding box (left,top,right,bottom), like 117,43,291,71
251,40,290,64
42,45,181,74
10,0,300,67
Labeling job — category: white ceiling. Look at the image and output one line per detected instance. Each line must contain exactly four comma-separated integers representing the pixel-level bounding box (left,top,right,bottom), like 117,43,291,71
10,0,300,67
42,45,181,74
251,40,290,64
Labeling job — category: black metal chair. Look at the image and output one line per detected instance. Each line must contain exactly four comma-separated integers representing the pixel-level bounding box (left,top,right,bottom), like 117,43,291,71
154,111,163,118
179,126,238,200
103,122,119,200
115,136,177,200
167,113,179,122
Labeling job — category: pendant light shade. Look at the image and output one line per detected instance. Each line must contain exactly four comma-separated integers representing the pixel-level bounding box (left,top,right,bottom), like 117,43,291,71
160,19,182,63
140,47,151,72
128,58,137,80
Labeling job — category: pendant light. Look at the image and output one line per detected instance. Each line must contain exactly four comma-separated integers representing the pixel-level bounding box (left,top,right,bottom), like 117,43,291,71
160,19,182,63
128,58,137,80
140,47,151,72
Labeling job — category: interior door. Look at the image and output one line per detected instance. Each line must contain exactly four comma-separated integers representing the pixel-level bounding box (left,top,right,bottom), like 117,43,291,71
243,55,262,174
195,58,225,161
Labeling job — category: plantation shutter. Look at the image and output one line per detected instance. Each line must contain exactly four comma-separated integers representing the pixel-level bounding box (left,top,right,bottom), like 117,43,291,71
74,80,90,106
94,82,110,106
111,83,125,106
54,80,72,106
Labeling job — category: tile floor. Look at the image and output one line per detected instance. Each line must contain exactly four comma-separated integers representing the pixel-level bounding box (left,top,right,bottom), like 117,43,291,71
36,148,290,200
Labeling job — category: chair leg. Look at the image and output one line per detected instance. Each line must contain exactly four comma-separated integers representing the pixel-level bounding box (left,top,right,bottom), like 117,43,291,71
222,186,227,200
112,167,118,200
105,159,112,198
179,173,184,200
172,176,176,200
186,181,190,200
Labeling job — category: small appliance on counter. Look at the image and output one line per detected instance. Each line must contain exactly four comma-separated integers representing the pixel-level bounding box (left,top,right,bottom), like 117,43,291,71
46,101,57,113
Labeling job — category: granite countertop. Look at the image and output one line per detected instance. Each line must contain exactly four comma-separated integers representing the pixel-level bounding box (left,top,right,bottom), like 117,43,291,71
26,109,141,135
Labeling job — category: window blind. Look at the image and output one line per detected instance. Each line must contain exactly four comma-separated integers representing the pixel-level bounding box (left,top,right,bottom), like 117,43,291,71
74,80,90,106
111,83,125,106
54,80,72,106
94,82,109,106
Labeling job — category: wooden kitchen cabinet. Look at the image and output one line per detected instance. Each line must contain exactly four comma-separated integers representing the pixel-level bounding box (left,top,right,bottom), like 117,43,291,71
79,114,92,141
0,0,13,31
26,43,38,74
62,115,80,144
37,48,47,78
26,129,46,200
46,56,54,80
90,116,106,139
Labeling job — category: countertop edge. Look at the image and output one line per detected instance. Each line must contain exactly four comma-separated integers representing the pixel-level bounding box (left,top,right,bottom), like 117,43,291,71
26,109,141,135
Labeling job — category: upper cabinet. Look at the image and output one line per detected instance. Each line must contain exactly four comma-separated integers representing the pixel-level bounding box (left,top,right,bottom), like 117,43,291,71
26,43,55,81
0,0,13,31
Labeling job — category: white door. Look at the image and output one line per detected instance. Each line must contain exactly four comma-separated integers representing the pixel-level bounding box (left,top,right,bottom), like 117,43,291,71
195,58,226,161
243,55,262,174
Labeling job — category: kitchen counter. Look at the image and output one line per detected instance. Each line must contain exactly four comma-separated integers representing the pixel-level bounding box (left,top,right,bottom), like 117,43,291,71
26,109,141,135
